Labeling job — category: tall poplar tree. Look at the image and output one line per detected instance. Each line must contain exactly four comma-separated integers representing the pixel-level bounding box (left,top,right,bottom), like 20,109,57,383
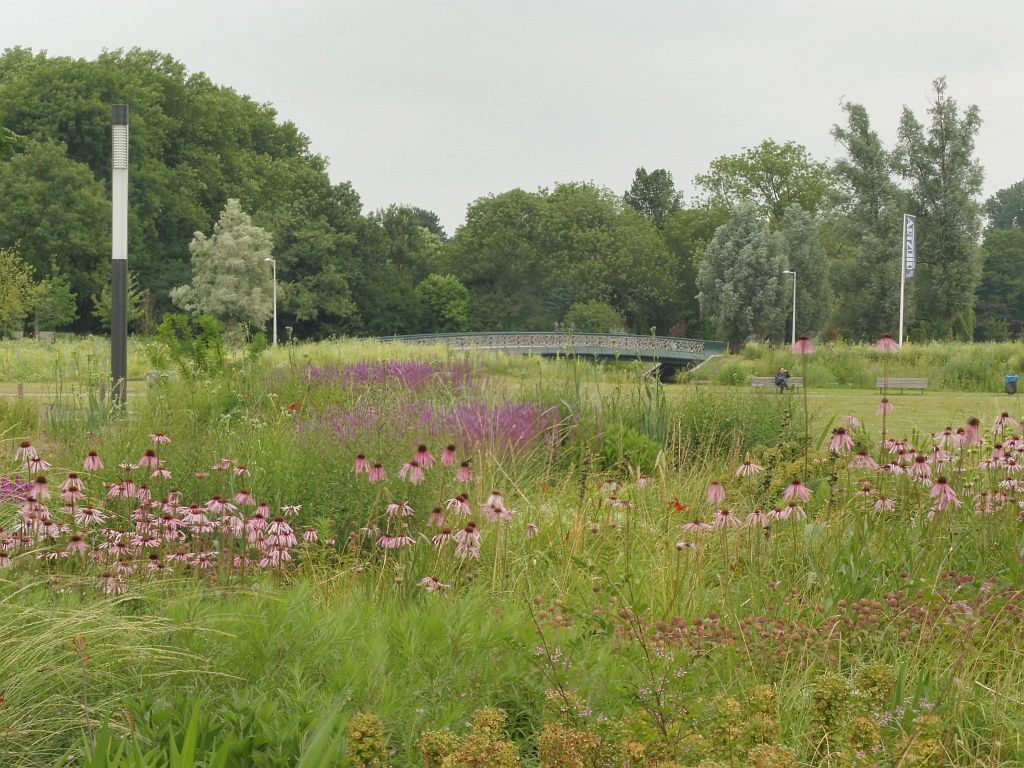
894,78,984,339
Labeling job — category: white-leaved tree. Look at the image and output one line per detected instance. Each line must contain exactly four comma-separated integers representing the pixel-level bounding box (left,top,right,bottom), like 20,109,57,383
171,199,274,327
696,202,788,350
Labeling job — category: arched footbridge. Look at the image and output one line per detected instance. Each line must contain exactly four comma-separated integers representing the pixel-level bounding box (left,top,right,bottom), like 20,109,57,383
383,332,725,374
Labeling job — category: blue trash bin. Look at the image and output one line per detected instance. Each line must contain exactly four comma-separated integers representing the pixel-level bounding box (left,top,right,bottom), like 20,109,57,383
1005,374,1019,395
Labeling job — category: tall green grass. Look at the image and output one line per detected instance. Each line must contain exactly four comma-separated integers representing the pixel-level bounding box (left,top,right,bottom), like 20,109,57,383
695,340,1024,392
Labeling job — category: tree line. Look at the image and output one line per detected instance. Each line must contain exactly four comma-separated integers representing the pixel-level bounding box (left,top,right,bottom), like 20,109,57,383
1,48,1021,345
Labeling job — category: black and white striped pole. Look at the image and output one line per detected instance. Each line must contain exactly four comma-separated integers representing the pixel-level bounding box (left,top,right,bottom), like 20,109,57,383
111,104,129,407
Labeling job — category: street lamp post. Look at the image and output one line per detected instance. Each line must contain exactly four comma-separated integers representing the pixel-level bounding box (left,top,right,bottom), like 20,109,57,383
782,270,797,347
265,257,277,346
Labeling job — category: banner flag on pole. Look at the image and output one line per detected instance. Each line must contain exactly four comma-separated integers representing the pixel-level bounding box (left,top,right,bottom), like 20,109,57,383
903,214,917,278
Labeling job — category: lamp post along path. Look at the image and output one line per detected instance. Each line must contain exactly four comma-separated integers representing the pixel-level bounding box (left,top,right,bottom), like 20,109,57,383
111,105,129,406
783,270,796,347
266,257,278,348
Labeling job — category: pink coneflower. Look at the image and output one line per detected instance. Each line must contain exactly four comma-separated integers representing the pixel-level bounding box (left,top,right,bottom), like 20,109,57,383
675,540,697,551
25,457,51,473
234,489,256,507
682,517,714,533
930,477,962,510
952,428,967,448
0,549,11,567
303,528,319,543
399,460,426,485
151,465,172,479
783,479,811,502
843,415,862,429
964,418,982,447
993,413,1018,435
368,462,387,483
706,481,726,505
931,445,951,467
150,432,171,444
281,504,302,517
454,522,481,558
66,534,89,555
74,507,105,526
147,553,164,572
829,427,854,454
481,502,514,522
195,471,209,480
233,464,251,477
206,496,236,515
428,507,446,527
735,458,763,478
445,494,471,517
849,451,879,471
856,483,875,497
456,461,472,483
910,454,932,482
138,450,160,468
267,517,298,547
84,451,104,471
15,441,38,461
221,515,245,536
31,476,50,500
793,335,815,355
418,576,450,593
212,458,234,471
415,445,436,469
386,500,415,518
936,426,954,447
526,522,539,539
876,334,899,353
746,509,768,528
873,495,895,513
877,398,893,415
353,454,370,474
380,532,415,550
713,508,741,529
432,528,455,548
785,501,806,521
442,445,457,466
60,474,84,493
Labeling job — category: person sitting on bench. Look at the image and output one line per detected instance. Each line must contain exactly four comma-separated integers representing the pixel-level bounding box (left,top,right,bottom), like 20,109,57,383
774,367,790,393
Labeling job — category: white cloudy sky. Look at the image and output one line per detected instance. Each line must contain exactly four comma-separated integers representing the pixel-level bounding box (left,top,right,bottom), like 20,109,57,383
5,0,1023,233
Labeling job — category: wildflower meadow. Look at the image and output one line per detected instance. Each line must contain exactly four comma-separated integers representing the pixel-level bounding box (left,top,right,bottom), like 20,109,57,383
2,338,1024,767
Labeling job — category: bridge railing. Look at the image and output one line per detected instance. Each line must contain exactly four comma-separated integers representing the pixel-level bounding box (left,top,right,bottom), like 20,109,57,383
382,332,726,358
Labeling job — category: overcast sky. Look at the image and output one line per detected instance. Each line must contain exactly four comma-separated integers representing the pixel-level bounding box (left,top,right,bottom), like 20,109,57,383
6,1,1023,233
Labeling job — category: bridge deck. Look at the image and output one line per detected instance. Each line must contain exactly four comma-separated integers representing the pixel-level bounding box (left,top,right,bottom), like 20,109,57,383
383,332,725,363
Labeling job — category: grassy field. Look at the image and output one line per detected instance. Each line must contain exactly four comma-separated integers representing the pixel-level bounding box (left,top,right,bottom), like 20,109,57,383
1,337,1024,767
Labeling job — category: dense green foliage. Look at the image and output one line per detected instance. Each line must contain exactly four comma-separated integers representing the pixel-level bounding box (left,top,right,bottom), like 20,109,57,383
0,48,1013,346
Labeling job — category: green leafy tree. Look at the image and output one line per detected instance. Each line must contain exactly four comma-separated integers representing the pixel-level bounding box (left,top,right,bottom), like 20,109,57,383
563,300,627,333
409,206,447,240
624,167,682,225
696,202,788,349
660,204,730,336
828,102,908,340
0,140,109,327
695,139,835,226
91,270,149,332
0,48,366,335
893,77,984,340
171,199,274,328
415,274,470,332
975,228,1024,339
0,247,36,336
33,266,78,331
986,180,1024,230
780,205,831,337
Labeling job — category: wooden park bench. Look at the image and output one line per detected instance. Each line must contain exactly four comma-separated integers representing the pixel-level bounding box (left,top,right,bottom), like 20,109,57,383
877,377,928,394
752,376,803,391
